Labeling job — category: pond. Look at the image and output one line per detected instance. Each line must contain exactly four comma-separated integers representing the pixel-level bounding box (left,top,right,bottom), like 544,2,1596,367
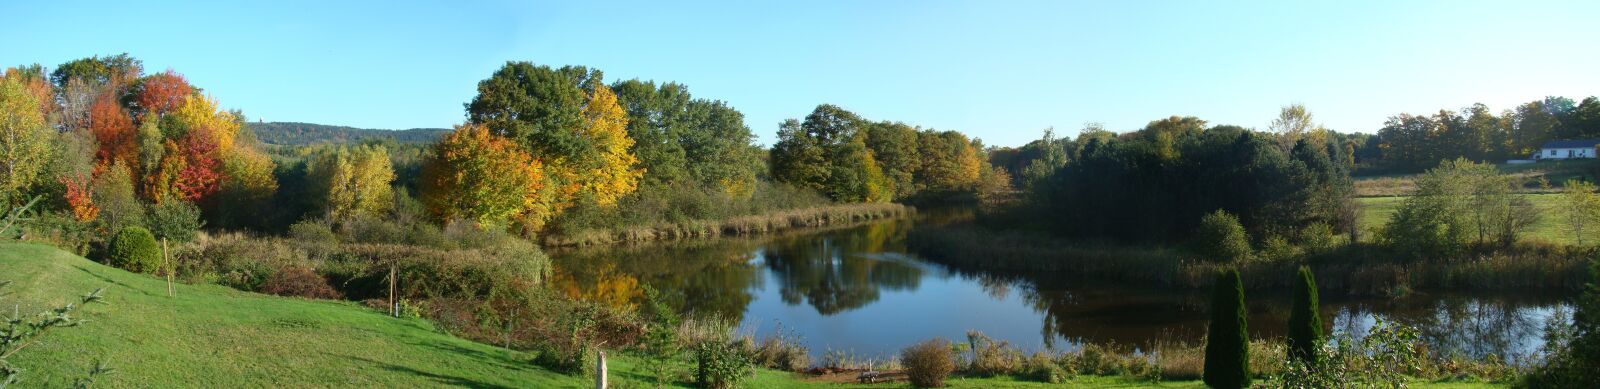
551,214,1570,364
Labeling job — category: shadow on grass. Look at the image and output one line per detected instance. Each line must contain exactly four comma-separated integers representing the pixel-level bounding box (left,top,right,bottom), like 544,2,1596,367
71,263,162,298
416,340,533,372
352,356,522,389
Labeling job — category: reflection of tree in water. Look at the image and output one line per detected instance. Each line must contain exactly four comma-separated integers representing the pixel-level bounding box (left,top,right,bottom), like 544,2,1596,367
762,221,924,315
552,240,764,322
1331,296,1563,363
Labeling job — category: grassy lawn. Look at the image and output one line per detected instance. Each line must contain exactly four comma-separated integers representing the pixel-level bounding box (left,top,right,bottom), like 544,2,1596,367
1355,193,1576,244
1354,159,1599,197
0,243,1508,388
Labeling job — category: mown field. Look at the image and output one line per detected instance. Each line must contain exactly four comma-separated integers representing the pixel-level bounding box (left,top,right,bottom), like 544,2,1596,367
0,244,1507,388
1355,159,1599,197
1355,193,1577,245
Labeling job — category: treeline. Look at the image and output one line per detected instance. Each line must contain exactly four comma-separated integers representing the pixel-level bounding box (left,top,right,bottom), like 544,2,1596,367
2,56,1000,246
770,104,1010,204
996,97,1600,179
0,54,274,240
249,122,448,146
993,113,1353,246
1360,96,1600,172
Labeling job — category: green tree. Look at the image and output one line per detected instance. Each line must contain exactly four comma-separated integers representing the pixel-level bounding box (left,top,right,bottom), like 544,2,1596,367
1287,266,1323,364
145,199,203,243
1561,179,1600,246
864,121,921,199
108,226,161,273
0,76,54,207
1204,268,1250,389
1019,128,1067,190
770,119,830,192
1194,210,1252,263
1380,158,1535,258
92,161,144,233
610,79,691,187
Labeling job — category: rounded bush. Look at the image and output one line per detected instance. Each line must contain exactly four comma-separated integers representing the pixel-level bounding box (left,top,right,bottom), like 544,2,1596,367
1194,210,1252,262
902,338,954,388
108,226,162,273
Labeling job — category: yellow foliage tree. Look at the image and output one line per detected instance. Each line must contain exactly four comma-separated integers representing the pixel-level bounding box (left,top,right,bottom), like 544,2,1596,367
577,84,642,207
311,145,395,220
0,75,54,206
167,94,240,153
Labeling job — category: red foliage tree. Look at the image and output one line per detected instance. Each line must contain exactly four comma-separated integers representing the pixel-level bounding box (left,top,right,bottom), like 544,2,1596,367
89,91,138,172
134,70,193,120
172,131,223,204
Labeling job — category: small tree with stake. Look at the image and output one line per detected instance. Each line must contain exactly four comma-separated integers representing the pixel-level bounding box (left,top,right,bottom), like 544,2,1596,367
1204,268,1250,389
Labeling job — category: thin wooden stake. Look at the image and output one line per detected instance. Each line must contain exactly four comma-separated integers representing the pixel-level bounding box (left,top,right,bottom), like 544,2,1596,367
388,261,398,318
163,237,173,297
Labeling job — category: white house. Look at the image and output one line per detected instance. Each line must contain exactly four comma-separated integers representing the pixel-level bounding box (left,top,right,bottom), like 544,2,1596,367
1536,139,1600,160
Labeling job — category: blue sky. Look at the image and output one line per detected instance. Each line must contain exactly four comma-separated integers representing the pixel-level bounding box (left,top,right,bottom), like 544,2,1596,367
5,1,1598,147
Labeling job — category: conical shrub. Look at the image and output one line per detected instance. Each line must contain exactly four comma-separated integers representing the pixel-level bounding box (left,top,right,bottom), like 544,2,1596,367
1204,268,1249,389
1287,266,1323,364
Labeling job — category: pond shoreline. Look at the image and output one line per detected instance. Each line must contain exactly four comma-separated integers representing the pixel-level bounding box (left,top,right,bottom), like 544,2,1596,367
540,202,914,247
906,223,1592,296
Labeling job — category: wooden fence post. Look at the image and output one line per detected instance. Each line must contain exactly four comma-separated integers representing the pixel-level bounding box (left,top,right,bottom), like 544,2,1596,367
595,351,607,389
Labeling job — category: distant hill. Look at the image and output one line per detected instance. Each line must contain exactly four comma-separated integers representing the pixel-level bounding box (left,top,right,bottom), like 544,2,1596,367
247,121,449,146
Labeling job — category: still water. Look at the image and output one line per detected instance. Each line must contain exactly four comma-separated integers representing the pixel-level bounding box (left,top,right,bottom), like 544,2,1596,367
552,215,1569,363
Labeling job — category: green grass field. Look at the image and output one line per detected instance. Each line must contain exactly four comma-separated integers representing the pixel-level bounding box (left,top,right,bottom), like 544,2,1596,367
1355,193,1578,244
0,243,1506,388
1354,159,1600,197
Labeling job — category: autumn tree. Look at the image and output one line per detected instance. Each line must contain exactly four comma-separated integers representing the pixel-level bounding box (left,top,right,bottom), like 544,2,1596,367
576,83,641,206
215,146,278,227
465,62,642,214
1269,104,1320,155
0,75,54,206
130,70,194,120
420,124,545,228
168,131,224,204
915,130,982,193
309,144,396,221
166,94,241,152
89,91,139,171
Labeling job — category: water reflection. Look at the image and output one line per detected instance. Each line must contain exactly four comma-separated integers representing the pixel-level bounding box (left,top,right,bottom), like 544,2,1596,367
761,220,923,315
552,216,1568,361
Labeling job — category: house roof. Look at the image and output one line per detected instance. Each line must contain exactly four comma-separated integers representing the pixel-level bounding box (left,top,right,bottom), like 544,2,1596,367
1540,139,1600,149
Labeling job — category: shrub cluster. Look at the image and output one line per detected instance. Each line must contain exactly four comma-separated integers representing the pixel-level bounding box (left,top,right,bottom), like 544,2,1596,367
107,226,161,273
901,338,954,388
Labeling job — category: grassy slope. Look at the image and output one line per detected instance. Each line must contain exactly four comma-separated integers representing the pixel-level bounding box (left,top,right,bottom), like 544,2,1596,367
0,244,1502,388
1356,194,1573,244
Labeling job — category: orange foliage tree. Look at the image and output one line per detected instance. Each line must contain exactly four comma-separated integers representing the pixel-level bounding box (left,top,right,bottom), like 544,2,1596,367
420,124,545,228
133,70,193,120
59,174,99,221
89,92,138,172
